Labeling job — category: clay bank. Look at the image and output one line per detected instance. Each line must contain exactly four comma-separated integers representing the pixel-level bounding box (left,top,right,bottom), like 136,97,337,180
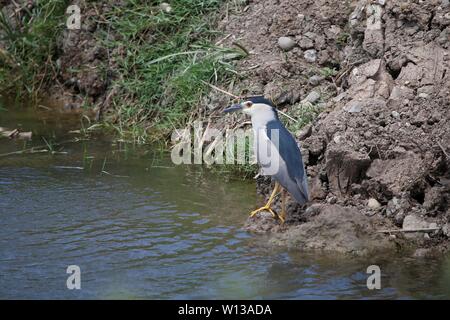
222,0,450,257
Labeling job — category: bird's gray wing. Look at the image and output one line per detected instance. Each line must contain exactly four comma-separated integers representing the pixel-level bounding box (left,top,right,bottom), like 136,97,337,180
265,120,309,204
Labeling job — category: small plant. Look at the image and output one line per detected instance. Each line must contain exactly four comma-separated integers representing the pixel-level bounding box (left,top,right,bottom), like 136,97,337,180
285,101,324,134
0,0,69,98
336,32,350,47
319,67,338,78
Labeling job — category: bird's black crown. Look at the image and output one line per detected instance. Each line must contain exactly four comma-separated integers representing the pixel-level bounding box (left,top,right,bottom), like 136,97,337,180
242,96,276,108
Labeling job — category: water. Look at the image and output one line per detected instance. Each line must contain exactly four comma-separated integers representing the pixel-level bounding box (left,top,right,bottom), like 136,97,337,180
1,102,450,299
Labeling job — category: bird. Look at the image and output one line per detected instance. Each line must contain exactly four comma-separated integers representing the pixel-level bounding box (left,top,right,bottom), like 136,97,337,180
223,96,309,222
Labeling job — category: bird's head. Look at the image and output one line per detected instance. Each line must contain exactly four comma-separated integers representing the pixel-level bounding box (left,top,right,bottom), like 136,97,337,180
223,96,278,119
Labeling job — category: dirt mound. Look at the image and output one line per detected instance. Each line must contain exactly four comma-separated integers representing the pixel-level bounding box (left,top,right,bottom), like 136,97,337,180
223,0,450,254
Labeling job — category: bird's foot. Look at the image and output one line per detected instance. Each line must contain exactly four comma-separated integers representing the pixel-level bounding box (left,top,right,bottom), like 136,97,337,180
249,206,285,223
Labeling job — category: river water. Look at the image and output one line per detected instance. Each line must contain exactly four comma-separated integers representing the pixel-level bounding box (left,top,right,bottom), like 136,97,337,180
1,101,450,299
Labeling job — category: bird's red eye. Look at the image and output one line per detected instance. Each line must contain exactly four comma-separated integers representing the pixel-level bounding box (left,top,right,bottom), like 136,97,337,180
245,101,253,108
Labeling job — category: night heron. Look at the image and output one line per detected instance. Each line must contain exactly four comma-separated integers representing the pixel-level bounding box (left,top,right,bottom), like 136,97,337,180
224,96,309,222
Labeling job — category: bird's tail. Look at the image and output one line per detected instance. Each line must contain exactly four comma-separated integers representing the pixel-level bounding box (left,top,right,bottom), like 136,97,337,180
294,175,309,204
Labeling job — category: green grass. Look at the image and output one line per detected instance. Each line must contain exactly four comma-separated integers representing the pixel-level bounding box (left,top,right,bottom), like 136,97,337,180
285,101,324,134
96,0,245,142
0,0,69,97
1,0,245,143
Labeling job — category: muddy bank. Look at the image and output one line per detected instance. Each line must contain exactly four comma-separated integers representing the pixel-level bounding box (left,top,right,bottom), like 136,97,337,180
216,0,450,256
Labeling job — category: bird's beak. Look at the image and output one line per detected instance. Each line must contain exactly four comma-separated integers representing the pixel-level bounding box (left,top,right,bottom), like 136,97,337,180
223,103,242,113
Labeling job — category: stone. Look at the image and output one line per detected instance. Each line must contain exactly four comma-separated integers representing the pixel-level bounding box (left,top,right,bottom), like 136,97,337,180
278,37,296,51
368,198,381,209
391,111,400,119
402,215,429,230
344,101,362,113
333,135,343,144
303,91,321,104
304,49,317,63
348,59,382,85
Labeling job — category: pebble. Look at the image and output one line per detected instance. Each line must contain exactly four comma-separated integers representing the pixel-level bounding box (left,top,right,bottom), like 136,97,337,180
418,92,429,98
304,49,317,63
391,111,400,119
344,102,362,113
278,37,296,51
368,198,381,209
304,91,321,104
326,195,337,204
333,135,343,144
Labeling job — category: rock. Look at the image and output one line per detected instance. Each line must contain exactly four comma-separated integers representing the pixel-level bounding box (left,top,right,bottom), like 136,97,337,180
402,215,429,230
344,101,362,113
308,75,323,86
304,203,324,217
348,59,382,85
278,37,296,51
391,111,400,119
386,197,401,217
333,135,343,144
418,92,429,99
269,205,396,256
368,198,381,209
304,49,317,63
326,195,337,204
303,91,321,104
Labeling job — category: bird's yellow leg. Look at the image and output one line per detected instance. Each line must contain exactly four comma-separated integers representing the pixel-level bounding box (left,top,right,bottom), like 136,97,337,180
250,182,282,220
279,189,286,223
